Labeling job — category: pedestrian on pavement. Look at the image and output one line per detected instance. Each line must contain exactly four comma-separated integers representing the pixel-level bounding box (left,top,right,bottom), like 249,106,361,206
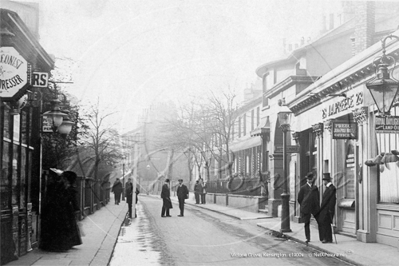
199,178,207,204
316,173,337,244
161,179,172,217
126,178,134,218
194,180,202,204
40,170,82,251
176,179,189,217
63,171,83,249
297,172,320,244
111,178,123,205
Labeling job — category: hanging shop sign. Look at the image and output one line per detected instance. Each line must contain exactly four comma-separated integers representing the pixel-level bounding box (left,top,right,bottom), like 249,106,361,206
332,121,358,139
32,72,49,87
0,47,28,98
375,116,399,132
322,92,364,119
42,116,53,133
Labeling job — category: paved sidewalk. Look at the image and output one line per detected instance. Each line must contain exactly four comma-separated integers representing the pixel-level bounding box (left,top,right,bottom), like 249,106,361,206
169,193,399,266
6,200,127,266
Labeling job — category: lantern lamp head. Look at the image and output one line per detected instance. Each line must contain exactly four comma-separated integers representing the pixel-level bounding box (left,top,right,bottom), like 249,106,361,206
366,34,399,117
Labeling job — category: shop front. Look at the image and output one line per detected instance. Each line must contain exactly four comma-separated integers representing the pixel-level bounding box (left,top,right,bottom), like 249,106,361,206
289,30,399,247
1,8,54,264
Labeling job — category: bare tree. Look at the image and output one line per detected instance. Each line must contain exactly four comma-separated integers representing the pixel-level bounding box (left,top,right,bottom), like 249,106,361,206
79,98,125,183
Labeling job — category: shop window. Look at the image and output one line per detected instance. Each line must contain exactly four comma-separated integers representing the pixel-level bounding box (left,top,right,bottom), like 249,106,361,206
21,111,27,145
344,140,355,199
1,141,11,211
3,108,11,139
20,148,26,209
13,115,20,143
11,144,19,206
246,155,250,174
378,106,399,203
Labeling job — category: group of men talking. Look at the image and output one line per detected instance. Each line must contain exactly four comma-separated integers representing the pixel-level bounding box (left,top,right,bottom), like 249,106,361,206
297,172,337,244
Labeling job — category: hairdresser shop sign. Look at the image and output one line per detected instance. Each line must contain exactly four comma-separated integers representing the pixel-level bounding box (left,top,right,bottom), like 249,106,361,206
0,47,28,99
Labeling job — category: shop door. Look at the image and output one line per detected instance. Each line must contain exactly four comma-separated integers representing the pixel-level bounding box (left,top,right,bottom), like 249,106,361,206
336,139,356,235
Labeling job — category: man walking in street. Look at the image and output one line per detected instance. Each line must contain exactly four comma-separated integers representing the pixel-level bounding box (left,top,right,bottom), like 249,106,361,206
176,179,189,217
297,172,320,244
161,179,172,217
316,173,337,243
125,178,133,218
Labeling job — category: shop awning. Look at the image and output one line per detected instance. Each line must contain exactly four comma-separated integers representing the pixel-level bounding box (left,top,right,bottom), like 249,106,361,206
230,136,261,152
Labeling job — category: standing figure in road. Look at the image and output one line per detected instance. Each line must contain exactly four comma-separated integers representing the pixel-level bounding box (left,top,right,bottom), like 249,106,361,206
297,172,320,244
316,173,337,243
194,180,202,204
161,179,172,217
199,178,206,204
125,178,134,218
111,178,123,205
176,179,189,217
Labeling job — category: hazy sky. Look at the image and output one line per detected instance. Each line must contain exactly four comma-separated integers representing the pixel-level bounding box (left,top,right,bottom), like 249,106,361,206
32,0,342,132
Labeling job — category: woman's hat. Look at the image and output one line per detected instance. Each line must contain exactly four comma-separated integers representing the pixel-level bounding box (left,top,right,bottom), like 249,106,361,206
322,173,331,181
165,179,170,183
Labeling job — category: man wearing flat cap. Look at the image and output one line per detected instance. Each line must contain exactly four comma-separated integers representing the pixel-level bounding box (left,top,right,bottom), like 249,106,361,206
298,172,320,244
176,179,189,217
161,179,172,217
315,173,336,243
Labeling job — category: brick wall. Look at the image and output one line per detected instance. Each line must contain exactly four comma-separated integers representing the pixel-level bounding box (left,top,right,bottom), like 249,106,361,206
353,1,375,55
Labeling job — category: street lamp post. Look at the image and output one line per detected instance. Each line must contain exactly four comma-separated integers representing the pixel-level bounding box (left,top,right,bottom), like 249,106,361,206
277,106,292,233
122,156,126,201
366,34,399,116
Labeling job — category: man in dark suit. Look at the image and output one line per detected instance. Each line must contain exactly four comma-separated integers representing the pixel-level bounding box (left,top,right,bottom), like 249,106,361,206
298,172,320,244
161,179,172,217
316,173,336,243
176,179,189,217
125,178,133,218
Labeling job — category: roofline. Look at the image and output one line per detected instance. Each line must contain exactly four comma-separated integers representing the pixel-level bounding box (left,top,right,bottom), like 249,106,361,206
288,29,399,115
1,8,54,69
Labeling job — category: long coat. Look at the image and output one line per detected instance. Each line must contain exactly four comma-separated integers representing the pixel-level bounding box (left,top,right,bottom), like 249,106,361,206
194,183,202,194
177,184,189,199
125,182,133,204
317,184,337,224
40,180,82,251
297,183,320,223
161,183,172,209
65,185,82,247
112,181,123,195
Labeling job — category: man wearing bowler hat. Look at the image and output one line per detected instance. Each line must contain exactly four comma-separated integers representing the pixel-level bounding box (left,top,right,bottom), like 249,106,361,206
316,173,336,243
298,172,320,244
176,179,189,217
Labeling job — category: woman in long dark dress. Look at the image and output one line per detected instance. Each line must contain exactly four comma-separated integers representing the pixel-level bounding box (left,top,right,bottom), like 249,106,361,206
39,170,82,251
39,171,69,251
63,171,82,249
